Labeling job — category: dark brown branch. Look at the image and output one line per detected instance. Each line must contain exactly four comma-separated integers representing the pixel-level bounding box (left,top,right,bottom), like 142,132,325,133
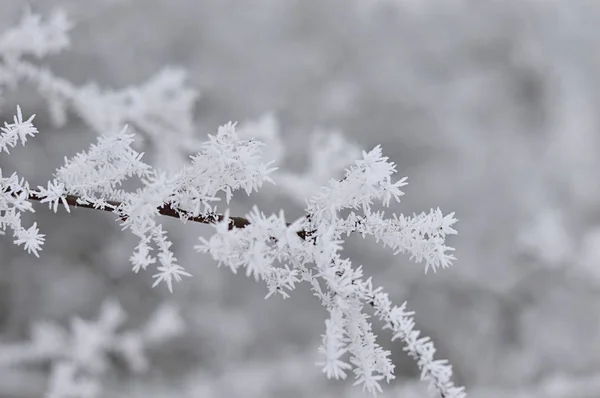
26,192,312,240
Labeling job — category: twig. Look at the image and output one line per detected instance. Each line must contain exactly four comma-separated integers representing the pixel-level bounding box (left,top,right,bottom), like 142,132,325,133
26,192,313,240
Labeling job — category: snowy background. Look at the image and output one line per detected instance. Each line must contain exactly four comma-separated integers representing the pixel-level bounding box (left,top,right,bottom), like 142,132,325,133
1,0,600,397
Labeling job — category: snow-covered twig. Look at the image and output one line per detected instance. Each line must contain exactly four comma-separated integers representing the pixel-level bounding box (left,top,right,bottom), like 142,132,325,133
0,8,465,397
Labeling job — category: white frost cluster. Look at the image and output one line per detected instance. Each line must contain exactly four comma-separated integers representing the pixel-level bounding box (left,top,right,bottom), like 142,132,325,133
196,145,461,396
0,106,45,256
0,8,465,398
30,117,275,293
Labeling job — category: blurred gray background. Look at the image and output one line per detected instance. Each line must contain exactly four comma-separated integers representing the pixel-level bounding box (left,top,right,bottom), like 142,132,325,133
1,0,600,397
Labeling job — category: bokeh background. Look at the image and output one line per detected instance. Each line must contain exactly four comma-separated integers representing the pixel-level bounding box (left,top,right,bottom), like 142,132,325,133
1,0,600,397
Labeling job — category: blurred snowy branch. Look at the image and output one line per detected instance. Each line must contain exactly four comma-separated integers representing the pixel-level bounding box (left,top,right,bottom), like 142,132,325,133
0,299,185,398
237,115,361,206
0,8,199,171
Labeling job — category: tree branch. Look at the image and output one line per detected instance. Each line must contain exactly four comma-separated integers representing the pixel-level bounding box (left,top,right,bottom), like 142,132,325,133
26,192,312,240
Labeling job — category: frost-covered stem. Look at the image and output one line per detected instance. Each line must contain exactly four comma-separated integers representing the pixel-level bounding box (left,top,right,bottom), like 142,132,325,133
25,191,313,240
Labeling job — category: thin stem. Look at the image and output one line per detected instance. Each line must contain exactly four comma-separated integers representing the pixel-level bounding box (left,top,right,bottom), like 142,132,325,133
26,192,312,240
